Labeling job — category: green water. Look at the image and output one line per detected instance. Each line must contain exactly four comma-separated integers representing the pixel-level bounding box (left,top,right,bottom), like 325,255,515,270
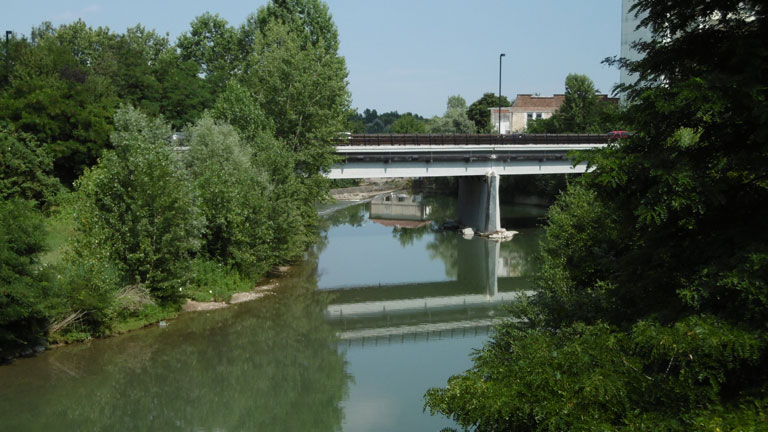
0,195,544,431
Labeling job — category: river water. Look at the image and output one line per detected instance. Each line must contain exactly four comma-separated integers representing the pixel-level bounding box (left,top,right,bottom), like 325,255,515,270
0,194,544,432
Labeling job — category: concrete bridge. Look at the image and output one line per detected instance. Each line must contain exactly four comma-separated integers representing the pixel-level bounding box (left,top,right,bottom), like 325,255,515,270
330,133,608,233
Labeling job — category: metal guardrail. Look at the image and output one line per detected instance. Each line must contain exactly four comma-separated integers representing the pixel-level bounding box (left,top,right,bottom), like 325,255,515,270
337,133,610,146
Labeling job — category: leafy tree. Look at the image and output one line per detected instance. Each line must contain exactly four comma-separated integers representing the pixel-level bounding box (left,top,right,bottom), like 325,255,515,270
252,0,340,55
152,51,213,130
0,123,61,206
345,109,366,133
211,81,310,264
527,73,619,133
0,199,49,361
211,81,273,141
183,115,273,274
243,18,349,174
391,113,427,133
240,3,350,250
426,1,768,429
0,27,117,184
177,13,241,95
467,92,511,133
427,95,476,134
72,106,203,301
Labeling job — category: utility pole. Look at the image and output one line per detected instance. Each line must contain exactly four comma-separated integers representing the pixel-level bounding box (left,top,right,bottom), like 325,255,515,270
498,53,505,135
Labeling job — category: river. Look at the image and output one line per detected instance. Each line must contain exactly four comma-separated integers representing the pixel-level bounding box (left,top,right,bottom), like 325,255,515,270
0,193,544,432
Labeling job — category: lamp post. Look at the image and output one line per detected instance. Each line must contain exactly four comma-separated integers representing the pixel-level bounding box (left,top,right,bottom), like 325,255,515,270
498,53,505,135
5,31,11,84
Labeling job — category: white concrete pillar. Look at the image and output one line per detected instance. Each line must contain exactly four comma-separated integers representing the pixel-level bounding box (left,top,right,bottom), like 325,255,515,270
457,172,501,234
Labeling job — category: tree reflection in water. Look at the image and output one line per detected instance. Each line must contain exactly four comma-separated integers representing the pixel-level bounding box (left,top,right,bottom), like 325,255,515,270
0,264,350,432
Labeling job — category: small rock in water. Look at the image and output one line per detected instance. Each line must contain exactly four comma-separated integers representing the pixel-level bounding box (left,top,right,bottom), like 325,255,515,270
461,227,474,237
159,320,168,328
487,229,518,241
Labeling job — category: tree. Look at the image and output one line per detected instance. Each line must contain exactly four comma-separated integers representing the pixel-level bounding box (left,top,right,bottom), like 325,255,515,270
0,26,118,184
183,115,273,274
527,73,620,133
426,95,476,134
177,13,241,95
72,106,203,301
243,18,349,173
211,81,311,264
426,1,768,429
0,123,61,206
391,113,426,133
467,92,511,133
0,199,49,361
241,2,350,246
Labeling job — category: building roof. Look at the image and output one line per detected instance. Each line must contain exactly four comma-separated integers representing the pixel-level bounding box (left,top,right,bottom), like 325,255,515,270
511,94,619,112
512,94,566,111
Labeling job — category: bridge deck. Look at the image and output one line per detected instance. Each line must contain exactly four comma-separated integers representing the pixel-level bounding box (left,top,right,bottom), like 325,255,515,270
337,133,610,146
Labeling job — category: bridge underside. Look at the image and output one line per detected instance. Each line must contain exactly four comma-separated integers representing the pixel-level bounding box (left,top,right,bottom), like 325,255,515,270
327,159,589,179
327,146,593,179
329,142,601,233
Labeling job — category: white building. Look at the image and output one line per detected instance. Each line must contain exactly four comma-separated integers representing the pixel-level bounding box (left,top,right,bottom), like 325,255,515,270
490,94,564,133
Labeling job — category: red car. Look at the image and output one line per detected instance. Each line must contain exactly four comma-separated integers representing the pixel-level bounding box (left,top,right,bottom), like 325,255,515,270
607,130,631,139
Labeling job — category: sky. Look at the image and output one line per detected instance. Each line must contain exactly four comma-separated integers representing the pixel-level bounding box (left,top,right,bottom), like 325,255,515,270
3,1,622,117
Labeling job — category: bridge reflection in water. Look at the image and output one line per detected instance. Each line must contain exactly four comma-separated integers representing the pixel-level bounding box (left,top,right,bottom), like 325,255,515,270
319,197,540,347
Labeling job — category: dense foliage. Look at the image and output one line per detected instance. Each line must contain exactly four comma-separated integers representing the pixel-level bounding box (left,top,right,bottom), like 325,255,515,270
426,1,768,429
467,92,511,133
0,0,349,358
0,123,61,206
0,199,50,360
527,73,620,134
426,95,476,134
72,107,204,302
347,108,426,133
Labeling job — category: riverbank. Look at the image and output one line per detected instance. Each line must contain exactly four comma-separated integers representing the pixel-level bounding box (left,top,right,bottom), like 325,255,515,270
15,183,400,360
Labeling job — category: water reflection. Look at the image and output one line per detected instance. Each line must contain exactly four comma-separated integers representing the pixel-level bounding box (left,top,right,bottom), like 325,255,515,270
318,196,544,348
0,268,350,432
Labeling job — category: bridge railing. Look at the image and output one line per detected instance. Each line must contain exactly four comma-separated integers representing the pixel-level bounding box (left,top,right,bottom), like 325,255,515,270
337,133,610,146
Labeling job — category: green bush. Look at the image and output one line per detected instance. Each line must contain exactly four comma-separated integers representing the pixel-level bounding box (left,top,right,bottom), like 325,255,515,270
185,258,254,302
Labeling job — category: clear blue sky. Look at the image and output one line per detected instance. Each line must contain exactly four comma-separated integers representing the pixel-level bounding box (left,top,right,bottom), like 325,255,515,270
3,1,621,117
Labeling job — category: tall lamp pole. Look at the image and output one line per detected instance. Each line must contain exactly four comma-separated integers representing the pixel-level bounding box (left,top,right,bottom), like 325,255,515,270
5,31,11,84
498,53,505,134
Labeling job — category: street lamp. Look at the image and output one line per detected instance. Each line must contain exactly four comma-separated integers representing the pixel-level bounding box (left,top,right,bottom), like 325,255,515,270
498,53,505,135
5,31,11,84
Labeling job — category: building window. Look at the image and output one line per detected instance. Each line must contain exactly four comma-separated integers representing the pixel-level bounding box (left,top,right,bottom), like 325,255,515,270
536,112,543,120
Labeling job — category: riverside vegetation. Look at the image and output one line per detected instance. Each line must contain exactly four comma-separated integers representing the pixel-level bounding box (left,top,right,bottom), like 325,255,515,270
425,0,768,430
0,0,349,360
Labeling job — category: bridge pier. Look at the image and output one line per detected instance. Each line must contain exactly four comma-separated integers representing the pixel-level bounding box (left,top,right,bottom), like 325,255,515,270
457,171,501,234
